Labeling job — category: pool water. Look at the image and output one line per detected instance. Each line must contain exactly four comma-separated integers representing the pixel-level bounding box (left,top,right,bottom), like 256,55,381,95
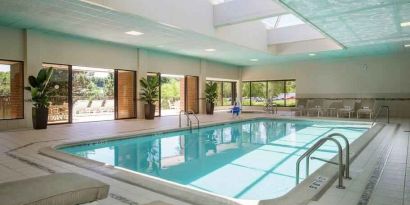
60,119,370,200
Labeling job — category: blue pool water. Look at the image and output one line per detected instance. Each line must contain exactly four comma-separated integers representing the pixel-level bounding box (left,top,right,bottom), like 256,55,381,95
60,119,370,200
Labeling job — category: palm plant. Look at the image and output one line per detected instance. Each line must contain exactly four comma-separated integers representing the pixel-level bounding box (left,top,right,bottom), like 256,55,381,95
25,67,54,109
139,77,159,105
140,76,159,119
205,81,218,114
205,81,217,104
24,67,54,129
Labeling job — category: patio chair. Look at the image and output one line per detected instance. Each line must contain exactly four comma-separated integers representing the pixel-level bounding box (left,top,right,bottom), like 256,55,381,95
306,99,324,117
103,100,114,112
73,100,90,114
357,99,376,119
337,99,356,118
0,173,109,205
325,100,343,117
88,100,104,113
291,99,307,116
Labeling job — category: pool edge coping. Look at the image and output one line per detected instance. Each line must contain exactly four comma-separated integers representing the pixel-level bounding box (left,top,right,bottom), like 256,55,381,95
38,117,383,205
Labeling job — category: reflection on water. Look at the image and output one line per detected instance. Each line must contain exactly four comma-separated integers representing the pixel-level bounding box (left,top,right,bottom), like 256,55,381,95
62,119,369,200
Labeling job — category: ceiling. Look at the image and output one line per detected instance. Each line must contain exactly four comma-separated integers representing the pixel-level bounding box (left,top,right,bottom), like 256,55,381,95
278,0,410,49
0,0,409,67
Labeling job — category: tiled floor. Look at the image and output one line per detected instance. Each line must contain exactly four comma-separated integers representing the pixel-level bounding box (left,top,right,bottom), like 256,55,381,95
0,112,406,205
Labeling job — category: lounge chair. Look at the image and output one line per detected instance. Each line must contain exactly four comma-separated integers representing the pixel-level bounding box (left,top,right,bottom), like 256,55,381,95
291,99,307,116
325,100,343,117
88,100,104,113
73,100,90,114
337,99,356,118
103,100,114,112
357,99,376,119
0,173,109,205
306,99,324,117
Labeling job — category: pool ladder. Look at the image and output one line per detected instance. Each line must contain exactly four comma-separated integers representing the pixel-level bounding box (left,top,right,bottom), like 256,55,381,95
296,133,351,189
372,105,390,126
179,110,199,130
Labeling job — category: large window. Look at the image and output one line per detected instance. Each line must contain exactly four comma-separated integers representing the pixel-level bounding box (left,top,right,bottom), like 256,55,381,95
45,63,70,124
241,80,296,107
72,66,115,123
0,60,23,120
206,80,236,107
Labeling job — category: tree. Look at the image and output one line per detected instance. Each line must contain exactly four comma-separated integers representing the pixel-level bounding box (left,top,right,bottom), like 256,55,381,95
0,71,10,96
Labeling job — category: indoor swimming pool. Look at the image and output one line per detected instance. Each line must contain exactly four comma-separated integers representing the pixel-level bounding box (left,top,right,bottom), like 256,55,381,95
60,119,371,200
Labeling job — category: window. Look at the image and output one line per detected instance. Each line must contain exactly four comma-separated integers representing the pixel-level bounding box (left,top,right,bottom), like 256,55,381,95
250,82,267,106
241,82,250,106
0,60,23,120
206,80,236,107
242,80,296,107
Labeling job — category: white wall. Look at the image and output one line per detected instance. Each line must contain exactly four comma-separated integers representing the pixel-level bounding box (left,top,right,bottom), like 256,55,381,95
0,28,241,130
242,53,410,116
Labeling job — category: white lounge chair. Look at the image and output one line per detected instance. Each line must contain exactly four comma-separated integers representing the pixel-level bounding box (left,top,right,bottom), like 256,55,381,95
357,99,376,119
0,173,109,205
306,99,324,117
73,100,90,114
337,99,356,118
103,100,115,112
291,99,307,116
88,100,104,113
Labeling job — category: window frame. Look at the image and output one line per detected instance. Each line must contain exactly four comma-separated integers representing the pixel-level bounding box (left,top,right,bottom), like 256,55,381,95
206,80,237,106
0,59,25,121
242,79,296,107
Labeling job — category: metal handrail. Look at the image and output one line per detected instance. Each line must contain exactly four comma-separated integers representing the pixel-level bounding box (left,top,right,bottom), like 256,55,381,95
179,110,192,128
325,133,351,179
296,137,345,189
372,105,390,126
187,109,200,129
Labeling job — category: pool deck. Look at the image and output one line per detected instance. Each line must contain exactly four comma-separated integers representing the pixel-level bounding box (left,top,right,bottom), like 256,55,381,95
0,112,407,205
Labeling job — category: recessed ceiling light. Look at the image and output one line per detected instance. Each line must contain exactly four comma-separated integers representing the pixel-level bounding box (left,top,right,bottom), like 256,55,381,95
156,45,164,48
405,44,410,48
250,59,259,62
205,48,216,52
401,21,410,27
309,53,316,56
125,31,144,36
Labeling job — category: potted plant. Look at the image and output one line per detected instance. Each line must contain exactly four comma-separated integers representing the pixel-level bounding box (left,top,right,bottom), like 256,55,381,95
140,76,159,120
205,81,217,114
25,67,54,129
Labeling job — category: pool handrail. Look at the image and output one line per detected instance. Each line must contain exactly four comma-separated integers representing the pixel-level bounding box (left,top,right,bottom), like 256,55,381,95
372,105,389,126
296,137,345,189
324,133,351,179
179,110,192,128
187,109,200,130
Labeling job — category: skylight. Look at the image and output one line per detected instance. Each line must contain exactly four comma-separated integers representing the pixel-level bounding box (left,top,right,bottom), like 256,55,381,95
209,0,234,5
261,14,305,30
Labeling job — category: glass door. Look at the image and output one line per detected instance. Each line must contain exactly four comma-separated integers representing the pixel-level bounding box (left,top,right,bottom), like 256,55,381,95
160,74,184,116
115,69,136,119
72,66,115,123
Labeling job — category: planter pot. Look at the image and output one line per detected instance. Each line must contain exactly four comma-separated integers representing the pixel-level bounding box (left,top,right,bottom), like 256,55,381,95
32,107,48,129
144,104,156,120
206,102,214,115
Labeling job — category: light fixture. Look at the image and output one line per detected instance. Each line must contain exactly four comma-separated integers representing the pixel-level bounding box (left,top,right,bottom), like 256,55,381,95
401,21,410,27
250,58,259,62
205,48,216,52
125,30,144,36
405,44,410,48
156,45,165,48
309,53,316,56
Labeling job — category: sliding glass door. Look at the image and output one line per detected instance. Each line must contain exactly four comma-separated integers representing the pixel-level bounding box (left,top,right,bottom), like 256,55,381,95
160,74,184,116
115,70,136,119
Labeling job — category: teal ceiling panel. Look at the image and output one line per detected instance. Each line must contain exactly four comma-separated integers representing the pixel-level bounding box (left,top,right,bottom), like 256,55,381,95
280,0,410,49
